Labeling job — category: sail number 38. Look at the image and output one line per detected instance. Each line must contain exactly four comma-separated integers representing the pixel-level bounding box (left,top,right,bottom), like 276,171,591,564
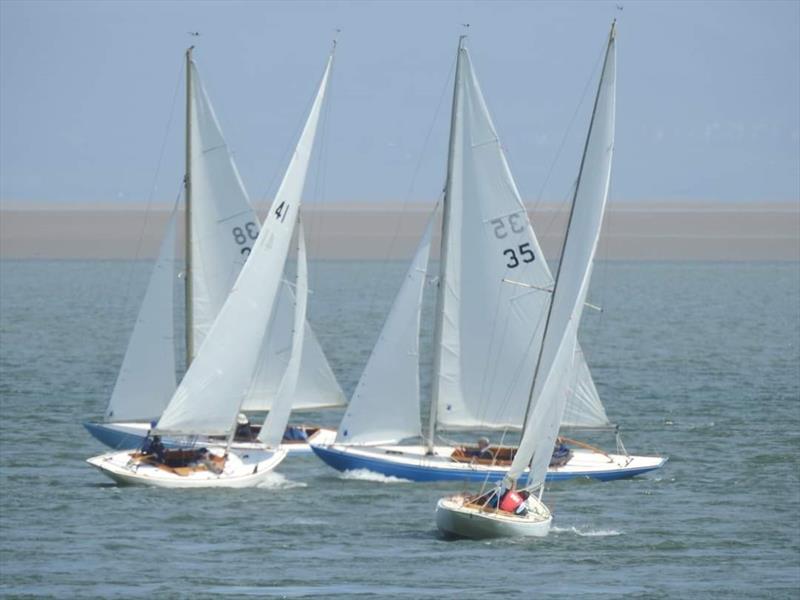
232,221,258,256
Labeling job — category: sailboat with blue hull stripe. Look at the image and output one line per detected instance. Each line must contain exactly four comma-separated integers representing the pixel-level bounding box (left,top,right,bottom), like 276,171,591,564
311,30,666,484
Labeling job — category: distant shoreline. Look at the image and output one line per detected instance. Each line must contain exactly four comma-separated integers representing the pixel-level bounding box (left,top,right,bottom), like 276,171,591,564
1,202,798,261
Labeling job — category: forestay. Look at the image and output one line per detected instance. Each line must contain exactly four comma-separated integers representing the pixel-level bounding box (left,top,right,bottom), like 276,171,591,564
106,209,178,422
507,25,616,490
156,55,333,436
337,214,435,445
433,45,556,431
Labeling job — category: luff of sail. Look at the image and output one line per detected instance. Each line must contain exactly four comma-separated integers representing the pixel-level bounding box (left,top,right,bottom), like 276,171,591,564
156,53,334,436
506,23,617,490
337,213,435,445
259,221,309,447
105,209,178,422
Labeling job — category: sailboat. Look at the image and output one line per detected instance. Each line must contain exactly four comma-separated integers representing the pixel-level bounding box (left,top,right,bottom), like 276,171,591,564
83,47,345,454
437,22,620,538
312,28,665,483
86,48,334,488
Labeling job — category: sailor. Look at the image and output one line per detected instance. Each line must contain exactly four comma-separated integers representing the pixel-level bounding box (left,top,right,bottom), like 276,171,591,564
142,434,166,462
235,413,254,441
467,436,493,459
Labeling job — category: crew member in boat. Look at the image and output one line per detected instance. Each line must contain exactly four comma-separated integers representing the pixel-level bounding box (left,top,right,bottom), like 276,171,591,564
465,436,494,460
235,413,255,441
141,434,166,462
475,483,529,516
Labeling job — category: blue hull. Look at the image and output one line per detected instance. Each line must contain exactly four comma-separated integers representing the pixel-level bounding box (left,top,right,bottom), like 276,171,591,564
311,445,665,483
83,422,148,450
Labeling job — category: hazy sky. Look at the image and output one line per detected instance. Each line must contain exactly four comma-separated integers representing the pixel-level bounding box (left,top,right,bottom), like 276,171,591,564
1,0,798,208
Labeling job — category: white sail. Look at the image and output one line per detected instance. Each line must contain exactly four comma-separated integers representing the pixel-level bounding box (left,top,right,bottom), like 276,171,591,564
187,58,263,356
156,54,333,436
507,26,616,489
561,345,610,427
241,280,346,412
337,214,434,445
433,46,555,432
106,210,178,422
259,222,309,446
189,56,344,411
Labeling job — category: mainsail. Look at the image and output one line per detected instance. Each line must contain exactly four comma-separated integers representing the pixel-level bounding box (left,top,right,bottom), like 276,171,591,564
105,209,178,422
507,24,616,490
156,54,333,436
186,56,258,358
432,43,598,433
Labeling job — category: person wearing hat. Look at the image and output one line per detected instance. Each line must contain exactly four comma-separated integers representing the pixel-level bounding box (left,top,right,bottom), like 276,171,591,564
234,412,255,441
141,434,166,462
465,436,494,461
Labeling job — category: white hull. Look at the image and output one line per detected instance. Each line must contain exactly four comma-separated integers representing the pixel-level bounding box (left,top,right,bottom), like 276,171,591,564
86,447,287,489
435,494,552,539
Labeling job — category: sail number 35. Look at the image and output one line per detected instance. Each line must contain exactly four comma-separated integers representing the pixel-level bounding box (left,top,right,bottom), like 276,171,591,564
490,215,535,268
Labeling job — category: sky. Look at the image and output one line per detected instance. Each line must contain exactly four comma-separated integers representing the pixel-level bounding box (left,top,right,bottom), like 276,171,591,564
1,0,798,208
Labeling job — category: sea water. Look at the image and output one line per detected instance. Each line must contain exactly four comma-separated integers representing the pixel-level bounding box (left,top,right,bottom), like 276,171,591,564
0,260,798,598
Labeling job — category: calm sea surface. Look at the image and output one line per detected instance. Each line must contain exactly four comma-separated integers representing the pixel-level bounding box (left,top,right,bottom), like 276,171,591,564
1,259,798,598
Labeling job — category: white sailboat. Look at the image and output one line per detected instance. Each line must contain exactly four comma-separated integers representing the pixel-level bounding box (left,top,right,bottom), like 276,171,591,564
436,22,619,538
312,27,664,483
83,47,344,454
87,49,335,488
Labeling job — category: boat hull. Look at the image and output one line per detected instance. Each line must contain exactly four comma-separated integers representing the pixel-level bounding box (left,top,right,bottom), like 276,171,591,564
86,447,287,489
83,420,335,454
311,443,667,482
435,495,552,539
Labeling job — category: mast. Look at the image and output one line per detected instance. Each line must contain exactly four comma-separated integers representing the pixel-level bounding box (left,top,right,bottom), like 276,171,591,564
426,35,466,454
515,21,617,489
184,46,195,369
